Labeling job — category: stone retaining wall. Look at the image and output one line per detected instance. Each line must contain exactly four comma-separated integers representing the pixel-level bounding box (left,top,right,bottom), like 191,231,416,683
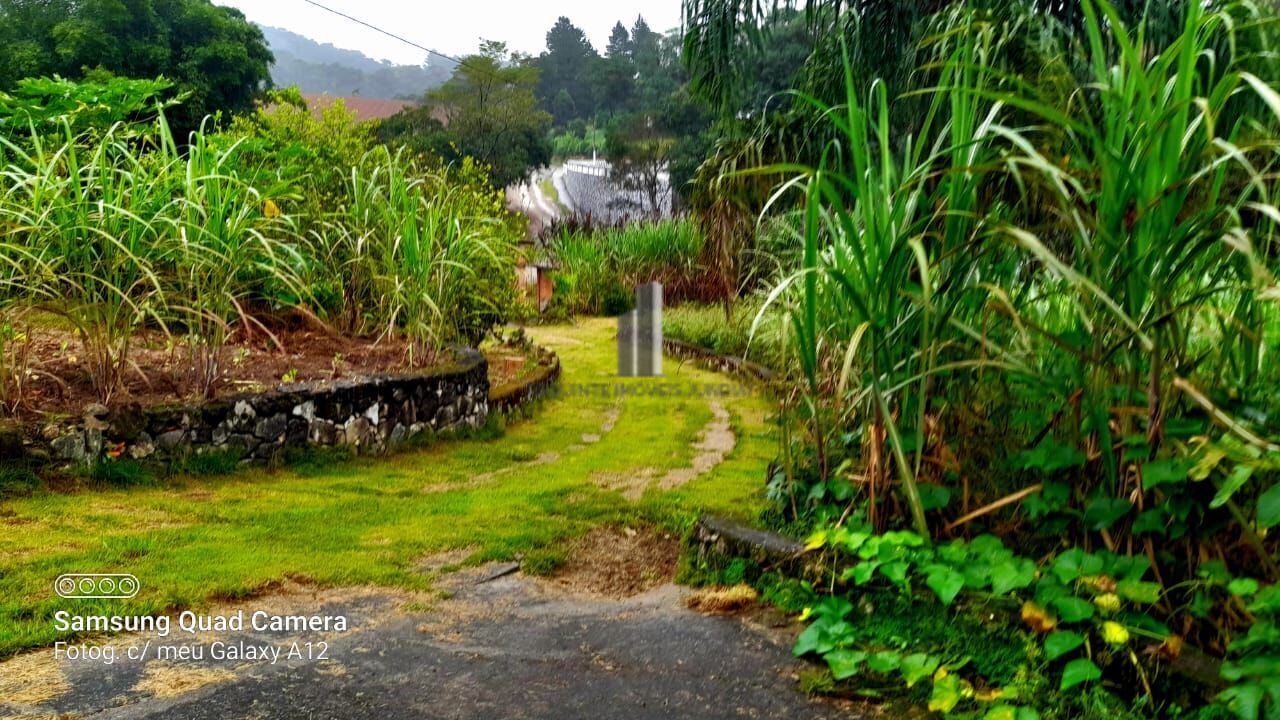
31,348,490,467
662,339,778,384
489,346,561,414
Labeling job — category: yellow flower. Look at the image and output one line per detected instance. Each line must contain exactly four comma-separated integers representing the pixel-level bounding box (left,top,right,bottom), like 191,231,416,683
263,199,281,218
1094,593,1122,614
1102,621,1130,646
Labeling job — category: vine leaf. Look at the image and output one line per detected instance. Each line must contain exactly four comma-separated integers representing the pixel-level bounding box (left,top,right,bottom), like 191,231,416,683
825,649,867,680
924,565,965,606
1257,483,1280,529
1060,658,1102,690
1044,631,1085,661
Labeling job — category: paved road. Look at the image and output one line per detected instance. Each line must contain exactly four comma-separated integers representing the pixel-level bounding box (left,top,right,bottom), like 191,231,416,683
5,568,861,720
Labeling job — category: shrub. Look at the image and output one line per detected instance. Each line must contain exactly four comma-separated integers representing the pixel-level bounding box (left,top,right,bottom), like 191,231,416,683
548,218,709,315
0,81,523,407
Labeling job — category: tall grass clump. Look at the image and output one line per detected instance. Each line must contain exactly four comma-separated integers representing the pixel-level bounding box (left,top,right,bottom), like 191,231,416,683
323,147,517,361
692,0,1280,713
0,86,522,408
738,0,1280,545
548,217,709,315
166,119,306,397
0,120,169,403
754,11,1014,534
992,0,1280,500
664,299,789,370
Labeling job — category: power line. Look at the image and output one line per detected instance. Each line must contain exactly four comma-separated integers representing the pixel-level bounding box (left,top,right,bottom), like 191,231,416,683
297,0,491,77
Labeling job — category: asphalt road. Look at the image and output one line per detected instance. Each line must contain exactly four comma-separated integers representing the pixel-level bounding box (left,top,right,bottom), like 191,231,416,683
4,568,864,720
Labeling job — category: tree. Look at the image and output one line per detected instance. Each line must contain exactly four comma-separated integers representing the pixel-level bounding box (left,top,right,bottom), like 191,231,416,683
606,22,632,58
0,0,272,138
679,0,1192,114
594,22,637,119
421,42,552,188
607,115,675,218
535,17,601,125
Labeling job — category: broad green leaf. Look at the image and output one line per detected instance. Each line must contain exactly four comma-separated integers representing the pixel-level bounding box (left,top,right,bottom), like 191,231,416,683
900,653,940,687
813,596,854,620
1131,509,1167,536
1116,580,1162,605
828,477,854,502
866,651,902,674
1052,549,1103,584
925,565,966,606
1247,586,1280,613
825,649,867,680
1051,596,1095,623
969,534,1008,559
1035,578,1071,609
1210,465,1254,509
1016,437,1087,473
1228,578,1259,597
804,529,828,551
1218,682,1263,720
1141,458,1192,489
834,530,870,553
1109,555,1151,581
929,674,964,713
963,562,994,590
850,561,879,585
1043,631,1085,661
793,623,824,657
919,484,952,511
1060,658,1101,690
1258,483,1280,530
879,561,910,585
882,530,926,548
1083,498,1133,530
991,559,1036,595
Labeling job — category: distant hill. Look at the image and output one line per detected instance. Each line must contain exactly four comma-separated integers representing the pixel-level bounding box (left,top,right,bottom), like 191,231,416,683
260,26,453,100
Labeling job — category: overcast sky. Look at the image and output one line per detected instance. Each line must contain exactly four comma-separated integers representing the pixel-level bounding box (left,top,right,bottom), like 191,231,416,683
213,0,683,66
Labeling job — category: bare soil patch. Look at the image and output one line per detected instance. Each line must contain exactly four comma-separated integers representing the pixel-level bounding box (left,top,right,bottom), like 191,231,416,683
483,344,536,389
590,401,735,501
6,317,548,435
415,546,479,575
657,400,735,491
544,526,680,598
10,319,419,420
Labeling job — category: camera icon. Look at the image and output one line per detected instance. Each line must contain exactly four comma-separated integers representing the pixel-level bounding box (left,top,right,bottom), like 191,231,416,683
54,574,140,599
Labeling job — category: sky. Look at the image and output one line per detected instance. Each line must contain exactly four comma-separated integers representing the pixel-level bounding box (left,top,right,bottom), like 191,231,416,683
213,0,684,66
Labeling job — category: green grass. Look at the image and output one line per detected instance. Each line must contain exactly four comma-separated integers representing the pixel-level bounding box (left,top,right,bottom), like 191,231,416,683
663,300,788,372
0,318,776,658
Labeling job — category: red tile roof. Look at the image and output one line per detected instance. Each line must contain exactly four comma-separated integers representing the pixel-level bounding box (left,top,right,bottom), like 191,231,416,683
301,93,416,122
